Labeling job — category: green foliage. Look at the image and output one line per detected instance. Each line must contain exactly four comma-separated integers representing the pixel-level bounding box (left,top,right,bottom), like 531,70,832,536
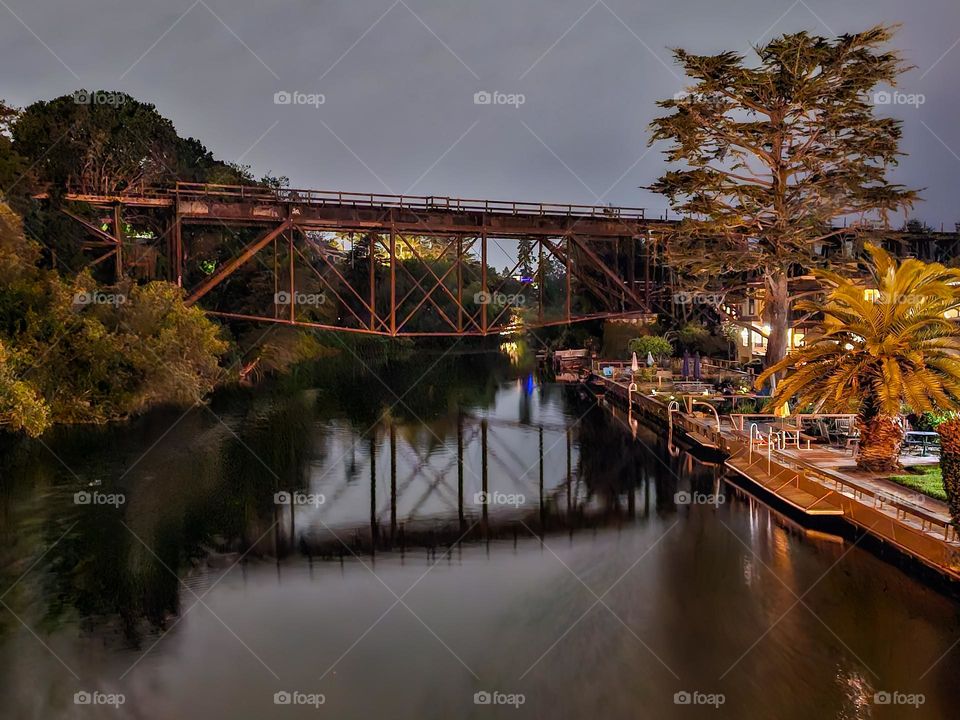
0,100,27,201
759,245,960,418
627,336,673,359
649,26,918,367
0,200,228,434
759,245,960,469
0,339,49,436
12,91,233,193
916,410,957,431
890,466,947,502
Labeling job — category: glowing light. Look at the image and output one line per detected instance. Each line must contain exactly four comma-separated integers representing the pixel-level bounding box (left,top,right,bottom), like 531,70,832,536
524,374,535,395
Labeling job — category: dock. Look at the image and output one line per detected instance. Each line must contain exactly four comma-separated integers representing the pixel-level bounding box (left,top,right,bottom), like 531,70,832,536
585,367,960,584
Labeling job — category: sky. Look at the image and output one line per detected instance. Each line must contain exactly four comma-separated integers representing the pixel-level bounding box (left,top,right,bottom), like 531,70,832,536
2,0,959,227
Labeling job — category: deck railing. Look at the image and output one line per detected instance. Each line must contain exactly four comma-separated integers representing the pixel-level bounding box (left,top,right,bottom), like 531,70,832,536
172,182,647,219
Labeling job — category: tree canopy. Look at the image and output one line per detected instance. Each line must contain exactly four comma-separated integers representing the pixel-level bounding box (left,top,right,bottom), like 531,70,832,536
649,25,918,371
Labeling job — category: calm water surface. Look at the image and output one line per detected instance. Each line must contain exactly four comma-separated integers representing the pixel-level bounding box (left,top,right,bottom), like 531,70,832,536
0,354,958,719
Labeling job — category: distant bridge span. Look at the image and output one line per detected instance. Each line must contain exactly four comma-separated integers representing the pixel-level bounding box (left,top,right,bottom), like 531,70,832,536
44,182,676,336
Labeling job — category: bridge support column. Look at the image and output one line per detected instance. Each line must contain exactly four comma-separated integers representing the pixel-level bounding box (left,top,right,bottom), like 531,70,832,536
113,203,123,280
369,233,376,331
173,209,183,287
389,224,397,336
480,229,488,335
288,227,295,323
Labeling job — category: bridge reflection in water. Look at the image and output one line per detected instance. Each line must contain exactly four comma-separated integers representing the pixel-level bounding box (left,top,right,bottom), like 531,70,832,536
269,391,719,560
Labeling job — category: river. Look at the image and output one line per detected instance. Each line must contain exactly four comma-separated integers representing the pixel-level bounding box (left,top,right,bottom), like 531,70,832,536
0,353,957,719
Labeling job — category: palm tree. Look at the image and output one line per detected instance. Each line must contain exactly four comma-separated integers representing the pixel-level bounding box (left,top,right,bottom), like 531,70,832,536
756,244,960,472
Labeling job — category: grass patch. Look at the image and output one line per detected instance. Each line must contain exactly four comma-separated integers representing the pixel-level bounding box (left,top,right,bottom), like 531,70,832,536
890,465,948,502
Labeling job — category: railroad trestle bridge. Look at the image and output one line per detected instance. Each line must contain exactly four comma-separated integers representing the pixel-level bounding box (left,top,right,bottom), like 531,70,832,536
44,183,676,336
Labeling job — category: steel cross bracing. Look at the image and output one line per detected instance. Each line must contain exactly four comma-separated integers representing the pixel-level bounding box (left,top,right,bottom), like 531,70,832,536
42,182,675,336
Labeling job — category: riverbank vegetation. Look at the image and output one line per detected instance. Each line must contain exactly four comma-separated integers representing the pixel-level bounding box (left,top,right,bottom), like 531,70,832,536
757,244,960,472
650,25,918,376
0,83,579,440
891,465,947,502
0,199,227,436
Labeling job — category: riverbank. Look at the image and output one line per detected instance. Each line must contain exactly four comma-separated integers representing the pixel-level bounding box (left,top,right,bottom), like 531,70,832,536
585,366,960,588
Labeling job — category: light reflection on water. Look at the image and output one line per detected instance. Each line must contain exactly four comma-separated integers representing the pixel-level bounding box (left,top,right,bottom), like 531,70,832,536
0,358,958,719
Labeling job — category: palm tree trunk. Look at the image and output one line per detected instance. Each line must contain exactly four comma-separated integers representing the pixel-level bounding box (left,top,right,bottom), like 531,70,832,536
936,418,960,524
856,415,903,472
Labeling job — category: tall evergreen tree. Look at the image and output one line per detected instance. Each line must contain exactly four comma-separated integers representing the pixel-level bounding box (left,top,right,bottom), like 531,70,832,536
649,25,918,374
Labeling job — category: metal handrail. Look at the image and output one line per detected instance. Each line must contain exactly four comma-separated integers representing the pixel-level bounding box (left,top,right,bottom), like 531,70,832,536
170,182,647,219
772,449,958,542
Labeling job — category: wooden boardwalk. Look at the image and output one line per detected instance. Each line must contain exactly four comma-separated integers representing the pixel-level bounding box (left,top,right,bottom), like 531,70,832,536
588,370,960,584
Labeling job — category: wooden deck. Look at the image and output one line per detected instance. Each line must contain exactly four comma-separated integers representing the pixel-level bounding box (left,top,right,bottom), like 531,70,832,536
589,368,960,584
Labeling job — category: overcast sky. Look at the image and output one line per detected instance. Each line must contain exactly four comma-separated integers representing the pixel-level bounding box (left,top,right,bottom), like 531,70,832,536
2,0,959,226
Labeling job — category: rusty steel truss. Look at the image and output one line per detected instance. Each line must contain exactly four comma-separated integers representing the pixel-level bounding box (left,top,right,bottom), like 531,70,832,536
46,182,674,336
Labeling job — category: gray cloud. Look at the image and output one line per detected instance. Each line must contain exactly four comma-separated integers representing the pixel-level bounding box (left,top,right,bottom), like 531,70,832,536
2,0,958,224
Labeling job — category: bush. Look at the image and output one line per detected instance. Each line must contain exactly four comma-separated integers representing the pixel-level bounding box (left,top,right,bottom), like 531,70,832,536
627,336,673,361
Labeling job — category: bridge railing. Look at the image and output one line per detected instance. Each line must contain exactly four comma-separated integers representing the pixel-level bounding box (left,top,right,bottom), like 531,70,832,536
172,182,647,220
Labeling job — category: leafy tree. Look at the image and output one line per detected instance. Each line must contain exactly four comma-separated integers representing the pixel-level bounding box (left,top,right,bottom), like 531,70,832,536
0,100,28,201
0,339,49,436
757,245,960,471
12,91,231,193
628,335,673,361
0,199,228,434
649,25,918,377
936,418,960,523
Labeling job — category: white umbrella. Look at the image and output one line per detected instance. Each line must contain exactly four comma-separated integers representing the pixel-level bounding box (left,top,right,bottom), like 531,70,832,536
631,352,639,372
646,351,655,367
